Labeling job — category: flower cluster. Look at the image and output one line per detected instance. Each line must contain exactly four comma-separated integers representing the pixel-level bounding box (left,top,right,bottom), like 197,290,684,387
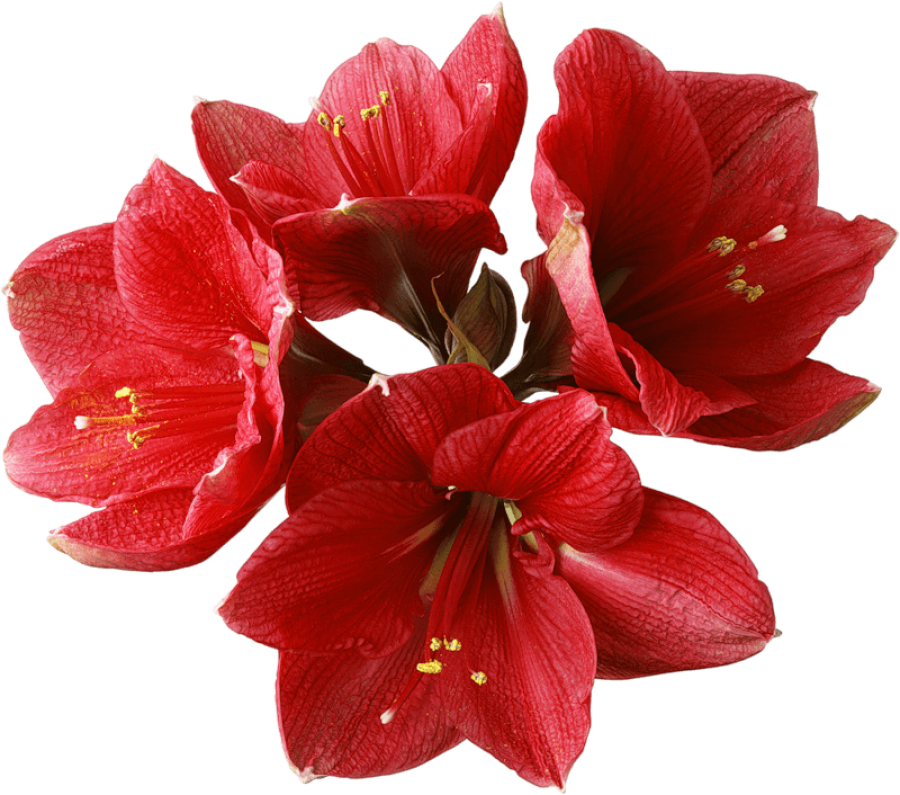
4,7,894,790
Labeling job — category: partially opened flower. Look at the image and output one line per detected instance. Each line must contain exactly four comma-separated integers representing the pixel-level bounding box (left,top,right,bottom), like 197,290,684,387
528,29,896,449
220,364,776,786
192,7,525,360
4,160,296,570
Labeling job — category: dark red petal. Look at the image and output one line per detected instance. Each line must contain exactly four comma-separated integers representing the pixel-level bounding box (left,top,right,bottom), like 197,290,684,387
438,529,595,788
191,99,308,234
114,160,278,349
274,194,505,356
417,7,526,204
277,617,462,780
221,479,447,656
232,160,319,227
286,364,516,513
681,359,881,450
673,71,819,204
533,29,712,279
46,488,250,571
5,346,249,506
650,200,896,377
557,489,776,679
7,224,163,396
502,252,576,399
432,390,642,552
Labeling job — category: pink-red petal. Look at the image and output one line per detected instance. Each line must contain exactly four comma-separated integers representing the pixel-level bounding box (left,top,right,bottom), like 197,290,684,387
6,224,165,396
557,489,776,679
114,160,274,349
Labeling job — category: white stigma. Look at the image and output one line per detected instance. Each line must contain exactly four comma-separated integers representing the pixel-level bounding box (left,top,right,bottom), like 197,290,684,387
759,224,787,244
74,416,90,430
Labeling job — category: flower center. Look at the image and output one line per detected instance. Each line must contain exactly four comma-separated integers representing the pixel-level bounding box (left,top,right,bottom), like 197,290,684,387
315,90,406,199
74,382,245,449
380,491,499,724
606,226,785,337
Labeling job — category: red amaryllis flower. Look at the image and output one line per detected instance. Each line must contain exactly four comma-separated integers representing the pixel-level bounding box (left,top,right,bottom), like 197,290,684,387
192,8,524,360
219,364,776,787
528,29,896,449
4,160,295,571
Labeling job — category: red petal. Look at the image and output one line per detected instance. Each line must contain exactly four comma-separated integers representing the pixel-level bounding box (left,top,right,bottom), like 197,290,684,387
673,71,819,204
114,160,278,349
316,36,462,198
274,195,505,356
191,99,308,235
285,364,516,513
533,29,711,279
6,224,166,396
649,200,896,377
543,217,637,399
682,359,881,450
277,617,462,780
416,7,526,204
438,529,595,788
557,489,776,679
220,479,448,656
432,390,642,551
5,346,251,506
232,160,319,226
46,488,250,571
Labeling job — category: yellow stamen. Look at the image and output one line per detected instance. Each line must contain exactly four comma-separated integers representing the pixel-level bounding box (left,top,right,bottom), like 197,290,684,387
471,671,487,686
744,285,765,303
429,637,443,652
115,387,133,399
317,111,330,128
727,264,746,279
708,236,737,256
379,90,390,105
443,638,462,652
250,340,270,367
416,661,443,675
332,115,345,137
726,279,748,294
360,105,380,120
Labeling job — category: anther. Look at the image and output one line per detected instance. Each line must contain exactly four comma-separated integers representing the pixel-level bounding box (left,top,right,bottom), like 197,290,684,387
380,90,390,105
726,279,748,294
332,115,345,137
727,264,746,279
443,638,462,652
708,236,737,256
317,112,330,128
744,285,765,303
471,671,487,686
416,661,443,675
430,637,443,652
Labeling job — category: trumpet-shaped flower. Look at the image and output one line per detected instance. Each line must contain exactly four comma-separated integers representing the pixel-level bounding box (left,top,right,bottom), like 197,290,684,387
220,365,775,786
529,29,896,449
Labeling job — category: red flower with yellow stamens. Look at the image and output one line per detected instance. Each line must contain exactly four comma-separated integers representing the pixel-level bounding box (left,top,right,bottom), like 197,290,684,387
192,8,525,358
220,364,776,786
523,29,896,449
4,160,297,570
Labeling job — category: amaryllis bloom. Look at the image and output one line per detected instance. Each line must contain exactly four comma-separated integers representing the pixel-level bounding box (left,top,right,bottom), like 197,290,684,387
528,29,897,449
219,364,776,787
4,160,295,571
192,7,524,360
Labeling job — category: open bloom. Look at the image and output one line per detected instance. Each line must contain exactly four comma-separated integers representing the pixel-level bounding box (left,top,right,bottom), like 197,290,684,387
220,364,775,786
4,161,295,570
528,29,896,449
192,8,525,360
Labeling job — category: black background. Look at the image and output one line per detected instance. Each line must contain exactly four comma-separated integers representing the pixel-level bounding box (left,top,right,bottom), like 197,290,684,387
3,1,900,792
